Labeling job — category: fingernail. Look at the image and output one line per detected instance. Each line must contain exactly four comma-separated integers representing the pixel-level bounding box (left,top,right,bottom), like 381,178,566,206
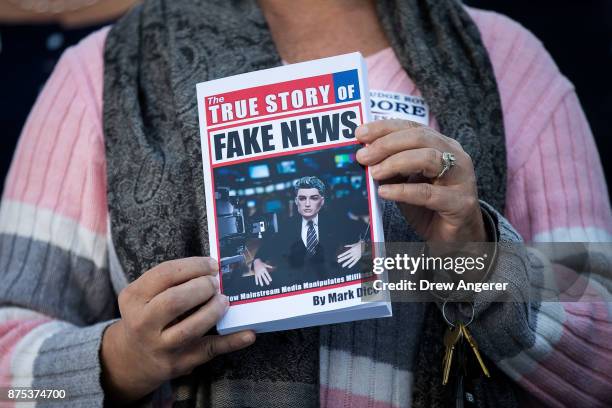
241,331,255,344
208,258,219,273
221,295,230,308
358,147,369,159
370,165,379,176
211,276,220,290
378,185,389,195
355,125,368,139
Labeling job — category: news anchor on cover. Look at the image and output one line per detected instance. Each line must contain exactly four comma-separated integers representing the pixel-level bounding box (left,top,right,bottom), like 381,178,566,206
253,176,363,286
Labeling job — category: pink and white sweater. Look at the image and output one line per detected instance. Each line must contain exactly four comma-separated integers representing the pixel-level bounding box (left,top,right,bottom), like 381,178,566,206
0,7,611,408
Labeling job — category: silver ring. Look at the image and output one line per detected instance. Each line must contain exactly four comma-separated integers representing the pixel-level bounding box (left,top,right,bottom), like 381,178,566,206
442,301,475,328
436,152,456,179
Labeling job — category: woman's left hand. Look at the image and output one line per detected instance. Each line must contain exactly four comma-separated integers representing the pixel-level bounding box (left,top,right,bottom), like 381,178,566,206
355,119,487,243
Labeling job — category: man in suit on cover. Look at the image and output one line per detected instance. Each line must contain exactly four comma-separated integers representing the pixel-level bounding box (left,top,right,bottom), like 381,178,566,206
253,176,364,287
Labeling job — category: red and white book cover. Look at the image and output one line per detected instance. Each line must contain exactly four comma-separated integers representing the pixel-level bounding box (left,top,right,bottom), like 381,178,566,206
196,53,391,334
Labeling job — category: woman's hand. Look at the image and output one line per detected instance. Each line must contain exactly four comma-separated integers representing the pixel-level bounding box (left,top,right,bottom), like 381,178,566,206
356,120,487,243
101,257,255,404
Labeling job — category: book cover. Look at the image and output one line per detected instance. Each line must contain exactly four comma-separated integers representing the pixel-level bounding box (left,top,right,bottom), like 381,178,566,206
196,53,391,334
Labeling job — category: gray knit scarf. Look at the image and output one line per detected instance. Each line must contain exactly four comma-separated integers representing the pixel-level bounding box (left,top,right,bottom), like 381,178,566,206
103,1,513,407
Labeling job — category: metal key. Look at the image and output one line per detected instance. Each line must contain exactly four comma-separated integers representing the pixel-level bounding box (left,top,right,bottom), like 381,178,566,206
442,325,463,385
460,324,490,378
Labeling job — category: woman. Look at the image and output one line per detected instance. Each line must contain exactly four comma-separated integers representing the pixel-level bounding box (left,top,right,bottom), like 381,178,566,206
0,0,610,407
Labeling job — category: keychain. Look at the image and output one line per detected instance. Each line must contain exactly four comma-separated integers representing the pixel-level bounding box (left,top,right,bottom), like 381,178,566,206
442,301,491,407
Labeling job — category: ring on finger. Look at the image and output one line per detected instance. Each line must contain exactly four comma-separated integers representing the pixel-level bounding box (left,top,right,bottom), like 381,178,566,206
436,152,456,179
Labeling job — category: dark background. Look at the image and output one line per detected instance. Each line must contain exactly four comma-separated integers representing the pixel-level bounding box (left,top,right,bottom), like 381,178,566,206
465,0,612,189
1,1,610,194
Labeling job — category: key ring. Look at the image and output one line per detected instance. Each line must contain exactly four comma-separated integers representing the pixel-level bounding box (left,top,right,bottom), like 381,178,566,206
442,300,474,328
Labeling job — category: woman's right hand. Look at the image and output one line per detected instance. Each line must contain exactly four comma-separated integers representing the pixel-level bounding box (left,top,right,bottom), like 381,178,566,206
101,257,255,404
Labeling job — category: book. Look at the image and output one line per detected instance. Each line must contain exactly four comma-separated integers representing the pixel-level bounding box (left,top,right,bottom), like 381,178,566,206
196,53,391,334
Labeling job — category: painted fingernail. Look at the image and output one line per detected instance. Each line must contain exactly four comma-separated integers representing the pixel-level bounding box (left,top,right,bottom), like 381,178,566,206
355,125,368,138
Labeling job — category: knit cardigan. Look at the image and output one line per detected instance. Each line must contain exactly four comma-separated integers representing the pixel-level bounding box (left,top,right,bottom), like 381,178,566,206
0,7,611,408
